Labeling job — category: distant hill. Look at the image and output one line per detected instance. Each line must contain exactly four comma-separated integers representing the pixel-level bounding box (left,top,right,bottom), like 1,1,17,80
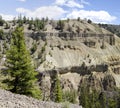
99,23,120,37
0,17,120,108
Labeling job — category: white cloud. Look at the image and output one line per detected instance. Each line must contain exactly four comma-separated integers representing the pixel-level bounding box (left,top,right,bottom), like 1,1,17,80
81,0,90,5
16,8,30,13
55,0,84,8
66,1,84,8
66,10,117,23
18,0,26,2
0,13,14,21
55,0,67,5
16,6,67,19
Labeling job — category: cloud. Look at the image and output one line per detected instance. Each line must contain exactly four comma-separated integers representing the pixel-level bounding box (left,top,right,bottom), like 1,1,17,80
16,8,29,13
0,13,14,21
0,0,116,24
18,0,26,2
55,0,67,5
81,0,90,5
66,0,84,8
55,0,84,8
16,6,117,23
16,6,67,19
66,10,117,23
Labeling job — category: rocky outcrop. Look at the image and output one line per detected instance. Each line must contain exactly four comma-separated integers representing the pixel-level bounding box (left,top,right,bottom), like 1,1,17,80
0,19,120,105
25,32,115,47
0,89,82,108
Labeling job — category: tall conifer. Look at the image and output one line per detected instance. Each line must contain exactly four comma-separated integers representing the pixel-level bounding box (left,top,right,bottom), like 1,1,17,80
54,74,63,103
5,27,41,99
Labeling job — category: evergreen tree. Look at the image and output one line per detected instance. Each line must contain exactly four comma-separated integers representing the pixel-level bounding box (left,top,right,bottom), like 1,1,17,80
0,15,4,26
56,20,64,31
5,26,41,99
0,29,4,39
4,22,10,29
79,84,90,108
23,16,27,24
63,89,77,104
51,73,62,102
99,92,107,108
17,14,23,27
54,74,63,103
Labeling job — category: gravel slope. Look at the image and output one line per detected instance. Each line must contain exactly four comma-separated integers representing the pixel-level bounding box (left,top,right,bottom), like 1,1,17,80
0,89,82,108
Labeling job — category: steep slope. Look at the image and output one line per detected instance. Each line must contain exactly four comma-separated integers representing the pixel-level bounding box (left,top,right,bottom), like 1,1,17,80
0,89,81,108
0,19,120,104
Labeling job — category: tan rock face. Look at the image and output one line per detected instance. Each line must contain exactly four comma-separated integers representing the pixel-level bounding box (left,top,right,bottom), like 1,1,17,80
0,19,120,103
34,32,120,101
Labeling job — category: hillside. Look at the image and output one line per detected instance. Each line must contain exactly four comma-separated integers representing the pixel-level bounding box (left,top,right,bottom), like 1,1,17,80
0,88,81,108
99,23,120,37
0,18,120,107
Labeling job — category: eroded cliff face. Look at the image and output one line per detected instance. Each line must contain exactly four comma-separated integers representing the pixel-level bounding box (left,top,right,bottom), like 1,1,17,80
33,32,120,101
0,19,120,103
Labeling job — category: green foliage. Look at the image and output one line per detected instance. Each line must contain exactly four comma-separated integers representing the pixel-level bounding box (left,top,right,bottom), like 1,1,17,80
53,74,63,103
4,23,10,29
63,89,77,104
87,19,92,24
38,42,46,59
79,83,119,108
117,89,120,108
34,18,45,31
28,21,33,30
23,16,27,24
62,101,70,108
41,45,45,53
0,15,5,26
28,18,34,30
4,26,41,99
0,70,9,89
38,51,42,59
108,98,117,108
56,20,65,31
49,51,52,57
99,24,120,37
54,74,63,102
12,17,16,26
79,85,90,108
27,17,46,31
77,17,80,21
17,14,23,27
31,42,37,54
99,92,107,108
0,29,4,40
3,41,8,49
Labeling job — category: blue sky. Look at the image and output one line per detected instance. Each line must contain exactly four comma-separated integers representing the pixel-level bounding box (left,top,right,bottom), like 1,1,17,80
0,0,120,24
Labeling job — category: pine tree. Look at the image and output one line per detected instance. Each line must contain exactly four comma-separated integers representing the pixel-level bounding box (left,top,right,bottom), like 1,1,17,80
5,26,41,99
99,92,107,108
54,74,63,103
79,84,90,108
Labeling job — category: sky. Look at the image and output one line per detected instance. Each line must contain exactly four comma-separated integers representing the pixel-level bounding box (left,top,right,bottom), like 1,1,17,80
0,0,120,24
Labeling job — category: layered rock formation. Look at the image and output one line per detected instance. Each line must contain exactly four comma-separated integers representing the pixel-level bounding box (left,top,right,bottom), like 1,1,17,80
0,19,120,105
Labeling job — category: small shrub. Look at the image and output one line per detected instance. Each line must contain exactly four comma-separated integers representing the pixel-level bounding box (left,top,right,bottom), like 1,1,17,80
31,42,37,54
62,101,70,108
4,23,10,29
87,19,92,24
77,17,80,21
63,89,77,104
0,29,4,40
49,51,52,57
